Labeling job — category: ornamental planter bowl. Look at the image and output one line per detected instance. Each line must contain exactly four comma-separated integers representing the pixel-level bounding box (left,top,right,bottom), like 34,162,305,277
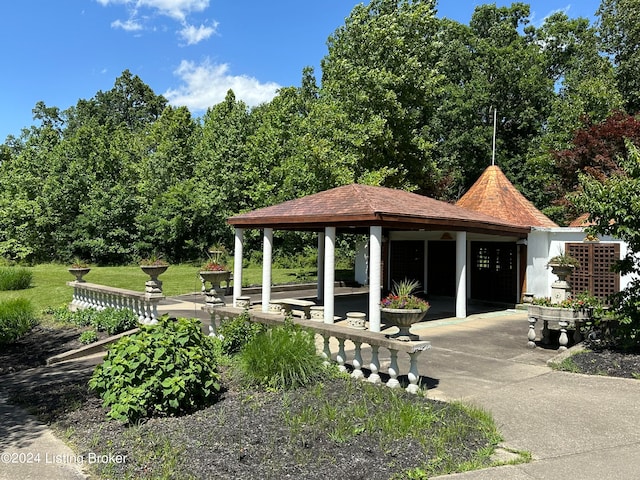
68,267,91,283
140,265,169,295
199,270,231,306
381,307,429,341
527,305,592,322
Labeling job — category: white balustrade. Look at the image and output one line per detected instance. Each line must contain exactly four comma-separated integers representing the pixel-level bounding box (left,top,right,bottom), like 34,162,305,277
206,306,431,394
67,281,163,325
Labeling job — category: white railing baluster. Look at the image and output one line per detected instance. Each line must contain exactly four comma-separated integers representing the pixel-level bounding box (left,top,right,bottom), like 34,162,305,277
368,345,381,384
351,341,364,379
336,338,347,372
406,351,421,394
321,334,332,366
66,281,164,325
386,349,400,389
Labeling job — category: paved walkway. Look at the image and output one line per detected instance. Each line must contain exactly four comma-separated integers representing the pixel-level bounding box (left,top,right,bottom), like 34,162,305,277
2,291,640,479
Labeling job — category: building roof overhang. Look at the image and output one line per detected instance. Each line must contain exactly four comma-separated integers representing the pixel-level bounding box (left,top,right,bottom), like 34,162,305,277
228,184,530,237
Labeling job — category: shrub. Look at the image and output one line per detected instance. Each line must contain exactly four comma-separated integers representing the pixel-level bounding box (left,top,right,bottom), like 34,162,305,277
79,330,99,345
93,308,139,335
53,307,139,335
236,319,326,390
89,316,221,423
0,266,33,291
0,298,38,344
216,312,264,355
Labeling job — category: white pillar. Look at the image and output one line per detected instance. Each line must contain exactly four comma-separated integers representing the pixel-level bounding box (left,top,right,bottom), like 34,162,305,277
317,233,325,302
323,227,335,323
369,226,382,332
455,231,467,318
262,228,273,313
233,228,244,307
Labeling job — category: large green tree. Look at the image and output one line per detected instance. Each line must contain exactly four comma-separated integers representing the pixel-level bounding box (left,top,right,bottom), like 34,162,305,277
576,142,640,348
320,0,442,194
598,0,640,113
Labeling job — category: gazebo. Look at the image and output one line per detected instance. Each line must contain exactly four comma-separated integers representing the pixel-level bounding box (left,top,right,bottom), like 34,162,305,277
227,183,530,332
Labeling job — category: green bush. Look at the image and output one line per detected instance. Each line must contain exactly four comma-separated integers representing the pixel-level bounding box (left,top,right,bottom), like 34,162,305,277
216,312,264,355
93,308,139,335
54,307,138,335
79,330,99,344
0,267,33,291
0,298,38,344
236,320,326,390
89,316,221,423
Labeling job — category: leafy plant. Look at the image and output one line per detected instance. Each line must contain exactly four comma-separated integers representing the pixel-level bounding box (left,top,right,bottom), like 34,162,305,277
79,330,99,344
93,308,139,335
139,255,168,266
216,311,264,355
0,298,38,344
200,261,227,272
548,250,580,268
89,316,222,423
235,319,326,390
381,278,430,311
0,266,33,291
54,307,138,335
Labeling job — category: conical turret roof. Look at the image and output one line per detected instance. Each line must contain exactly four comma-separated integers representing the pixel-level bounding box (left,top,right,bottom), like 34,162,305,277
456,165,558,228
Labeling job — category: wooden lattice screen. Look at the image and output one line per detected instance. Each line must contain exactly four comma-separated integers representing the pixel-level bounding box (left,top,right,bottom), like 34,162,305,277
566,243,620,304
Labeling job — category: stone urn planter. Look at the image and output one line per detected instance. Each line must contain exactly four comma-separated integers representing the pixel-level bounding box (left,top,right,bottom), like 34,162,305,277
380,279,431,341
68,267,91,283
381,307,429,341
346,311,367,330
199,269,231,306
140,264,169,295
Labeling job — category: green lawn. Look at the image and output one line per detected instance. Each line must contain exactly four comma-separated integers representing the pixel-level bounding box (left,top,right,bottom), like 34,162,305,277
0,263,319,314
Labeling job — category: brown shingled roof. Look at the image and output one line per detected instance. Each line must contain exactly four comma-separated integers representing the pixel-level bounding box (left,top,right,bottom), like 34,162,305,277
455,165,558,228
228,184,530,236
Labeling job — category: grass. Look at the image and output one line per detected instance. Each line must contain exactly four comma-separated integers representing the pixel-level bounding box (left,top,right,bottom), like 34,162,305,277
0,262,323,315
0,266,33,291
0,298,37,344
549,354,583,373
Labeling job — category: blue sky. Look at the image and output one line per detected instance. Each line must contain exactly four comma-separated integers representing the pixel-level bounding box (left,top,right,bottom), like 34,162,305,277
1,1,601,141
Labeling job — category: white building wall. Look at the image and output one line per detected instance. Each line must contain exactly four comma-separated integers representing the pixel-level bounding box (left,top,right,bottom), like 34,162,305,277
354,239,368,285
527,227,632,298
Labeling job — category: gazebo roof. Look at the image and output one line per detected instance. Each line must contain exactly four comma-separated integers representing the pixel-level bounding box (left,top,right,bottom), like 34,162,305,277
456,165,558,228
228,183,530,236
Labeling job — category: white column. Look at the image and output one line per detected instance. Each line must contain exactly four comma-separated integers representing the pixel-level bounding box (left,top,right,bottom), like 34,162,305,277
262,228,273,313
317,233,325,302
455,231,467,318
233,228,244,307
323,227,335,324
369,226,382,332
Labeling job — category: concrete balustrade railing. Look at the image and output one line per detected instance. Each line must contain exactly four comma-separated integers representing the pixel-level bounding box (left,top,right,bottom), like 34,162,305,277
67,281,163,325
205,306,431,394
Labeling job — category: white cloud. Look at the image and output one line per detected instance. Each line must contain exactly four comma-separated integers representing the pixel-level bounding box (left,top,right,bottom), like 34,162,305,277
164,59,281,110
96,0,209,21
179,22,217,45
111,18,143,31
97,0,213,42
